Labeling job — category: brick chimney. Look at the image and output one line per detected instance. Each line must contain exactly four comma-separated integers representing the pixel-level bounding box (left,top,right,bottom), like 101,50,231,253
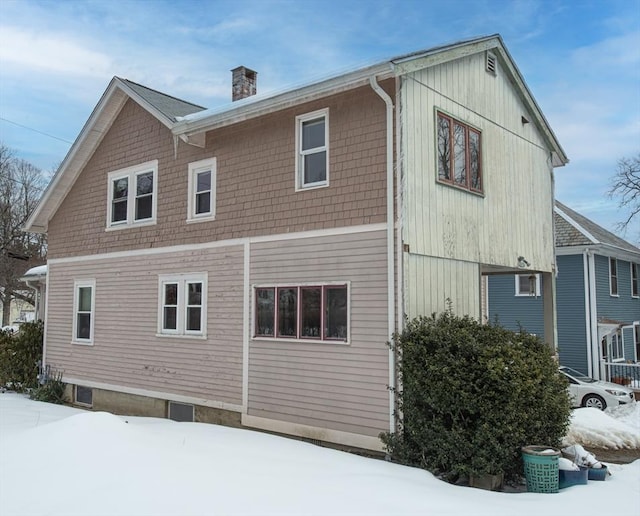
231,66,257,101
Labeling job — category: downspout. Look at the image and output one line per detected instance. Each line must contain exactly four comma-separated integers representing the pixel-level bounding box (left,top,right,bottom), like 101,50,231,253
583,251,593,377
369,74,396,434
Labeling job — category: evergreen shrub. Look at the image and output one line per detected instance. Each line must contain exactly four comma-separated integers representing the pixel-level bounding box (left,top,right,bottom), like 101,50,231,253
381,310,572,481
0,321,44,391
30,370,66,404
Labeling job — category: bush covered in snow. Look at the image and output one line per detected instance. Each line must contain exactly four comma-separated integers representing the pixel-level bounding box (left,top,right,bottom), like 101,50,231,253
381,310,572,482
0,320,43,391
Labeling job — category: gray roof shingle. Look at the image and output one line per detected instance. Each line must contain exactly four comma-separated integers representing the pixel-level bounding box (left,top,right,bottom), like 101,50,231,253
121,79,206,121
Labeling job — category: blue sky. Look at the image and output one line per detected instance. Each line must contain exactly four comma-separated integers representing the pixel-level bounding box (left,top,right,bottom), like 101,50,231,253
1,0,639,241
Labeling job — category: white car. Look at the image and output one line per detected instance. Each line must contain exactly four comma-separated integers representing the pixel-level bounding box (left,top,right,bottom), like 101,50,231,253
560,366,636,410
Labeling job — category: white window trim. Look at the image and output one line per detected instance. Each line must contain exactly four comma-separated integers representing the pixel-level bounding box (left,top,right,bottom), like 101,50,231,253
187,158,216,223
609,257,619,297
515,274,540,297
295,108,329,191
631,262,639,298
106,160,158,230
157,273,208,338
72,279,95,345
611,332,624,362
251,281,350,345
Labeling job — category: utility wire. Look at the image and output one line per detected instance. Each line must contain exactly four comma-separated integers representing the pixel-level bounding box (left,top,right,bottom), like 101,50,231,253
0,117,73,144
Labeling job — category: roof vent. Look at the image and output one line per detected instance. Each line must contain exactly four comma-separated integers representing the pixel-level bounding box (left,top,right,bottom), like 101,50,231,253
231,66,257,102
486,52,497,76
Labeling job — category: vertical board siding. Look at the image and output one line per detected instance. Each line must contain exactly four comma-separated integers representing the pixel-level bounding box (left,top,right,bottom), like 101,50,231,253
401,52,554,272
406,254,480,319
48,81,394,259
248,230,389,437
46,246,244,404
487,275,544,336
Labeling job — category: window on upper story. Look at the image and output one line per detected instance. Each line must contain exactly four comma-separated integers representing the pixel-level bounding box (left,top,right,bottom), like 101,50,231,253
73,280,95,344
631,263,639,298
515,274,540,296
254,283,348,342
187,158,216,222
158,273,207,337
295,109,329,190
437,111,482,194
609,257,618,296
107,160,158,229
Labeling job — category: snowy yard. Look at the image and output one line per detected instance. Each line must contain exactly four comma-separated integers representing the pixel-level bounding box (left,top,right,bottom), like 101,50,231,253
0,393,638,516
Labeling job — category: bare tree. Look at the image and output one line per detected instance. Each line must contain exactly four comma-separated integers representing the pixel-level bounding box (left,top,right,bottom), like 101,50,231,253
0,143,47,326
608,154,640,241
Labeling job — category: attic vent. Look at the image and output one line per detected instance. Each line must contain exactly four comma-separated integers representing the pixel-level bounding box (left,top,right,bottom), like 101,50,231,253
486,52,497,75
168,401,194,422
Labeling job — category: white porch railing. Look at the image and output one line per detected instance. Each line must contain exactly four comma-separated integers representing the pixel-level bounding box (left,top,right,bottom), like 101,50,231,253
601,361,640,390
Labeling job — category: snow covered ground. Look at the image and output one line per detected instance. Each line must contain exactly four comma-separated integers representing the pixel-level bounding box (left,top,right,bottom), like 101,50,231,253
0,393,638,516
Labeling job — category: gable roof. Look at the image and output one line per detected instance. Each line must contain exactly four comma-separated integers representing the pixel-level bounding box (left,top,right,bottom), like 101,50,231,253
25,34,567,233
555,201,640,258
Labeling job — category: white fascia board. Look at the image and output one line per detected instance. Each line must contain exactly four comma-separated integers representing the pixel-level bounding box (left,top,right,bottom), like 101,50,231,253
173,62,394,137
24,79,129,233
556,243,640,263
116,79,177,130
554,205,599,244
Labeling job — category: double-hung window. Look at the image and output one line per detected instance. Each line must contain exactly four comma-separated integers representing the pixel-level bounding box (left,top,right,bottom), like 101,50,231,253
107,160,158,229
631,263,639,298
437,111,482,193
158,274,207,337
187,158,216,222
296,109,329,190
73,280,95,344
609,257,618,296
254,283,348,342
515,274,540,296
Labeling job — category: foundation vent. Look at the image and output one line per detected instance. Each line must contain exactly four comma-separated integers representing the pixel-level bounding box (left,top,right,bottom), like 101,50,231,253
168,401,195,422
75,385,93,406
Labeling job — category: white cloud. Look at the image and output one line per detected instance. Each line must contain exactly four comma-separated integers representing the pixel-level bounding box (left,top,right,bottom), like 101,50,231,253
0,26,113,79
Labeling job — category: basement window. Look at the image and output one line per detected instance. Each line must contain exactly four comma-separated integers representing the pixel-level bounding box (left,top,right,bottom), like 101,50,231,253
168,401,194,422
75,385,93,407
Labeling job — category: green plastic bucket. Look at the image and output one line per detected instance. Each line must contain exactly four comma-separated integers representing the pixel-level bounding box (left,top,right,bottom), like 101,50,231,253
521,445,560,493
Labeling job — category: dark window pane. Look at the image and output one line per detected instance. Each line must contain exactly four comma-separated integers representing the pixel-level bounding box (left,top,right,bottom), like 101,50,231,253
136,195,152,220
325,287,347,340
137,172,153,195
437,115,451,180
164,283,178,306
453,123,467,186
112,199,127,222
301,288,321,338
187,282,202,305
302,118,325,150
113,177,128,199
163,307,177,330
78,287,92,311
469,130,481,190
196,192,211,214
186,307,201,331
256,288,275,336
197,171,211,192
278,288,298,337
304,151,326,184
77,313,91,339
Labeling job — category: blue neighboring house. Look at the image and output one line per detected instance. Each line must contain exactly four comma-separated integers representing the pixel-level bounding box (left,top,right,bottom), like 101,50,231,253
487,201,640,382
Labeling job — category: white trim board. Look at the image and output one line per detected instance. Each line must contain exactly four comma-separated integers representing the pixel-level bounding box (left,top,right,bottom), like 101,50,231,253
48,223,387,265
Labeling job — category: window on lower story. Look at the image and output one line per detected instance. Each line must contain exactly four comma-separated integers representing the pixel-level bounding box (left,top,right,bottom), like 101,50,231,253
631,263,639,298
437,111,482,193
187,158,216,222
611,332,623,361
296,109,329,190
73,280,95,344
254,284,348,342
107,160,158,229
158,274,207,336
515,274,540,296
609,257,618,296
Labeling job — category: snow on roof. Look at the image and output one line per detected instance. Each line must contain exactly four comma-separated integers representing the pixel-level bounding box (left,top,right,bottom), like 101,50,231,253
21,264,47,277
